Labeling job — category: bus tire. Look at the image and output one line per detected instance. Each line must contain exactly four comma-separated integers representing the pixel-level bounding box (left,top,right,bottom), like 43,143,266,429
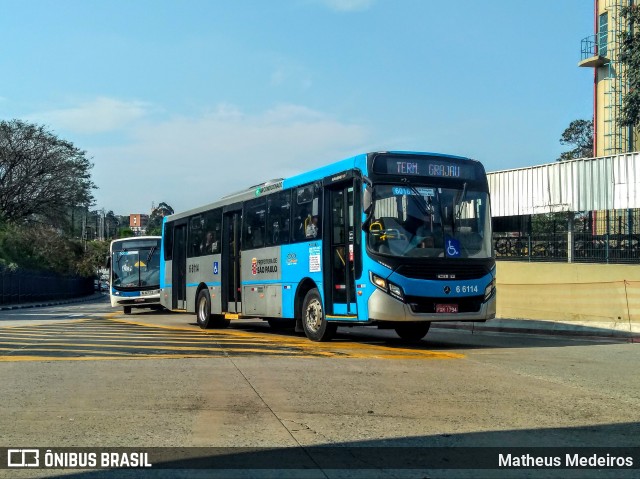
394,322,431,341
196,289,212,329
301,288,336,342
123,306,132,315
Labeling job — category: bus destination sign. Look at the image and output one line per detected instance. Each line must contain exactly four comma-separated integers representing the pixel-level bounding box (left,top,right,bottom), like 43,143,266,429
375,156,477,181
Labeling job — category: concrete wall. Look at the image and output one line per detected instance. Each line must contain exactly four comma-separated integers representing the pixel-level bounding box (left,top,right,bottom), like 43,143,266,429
496,261,640,335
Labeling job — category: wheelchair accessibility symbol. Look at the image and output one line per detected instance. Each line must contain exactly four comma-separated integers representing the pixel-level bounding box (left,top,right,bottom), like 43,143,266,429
213,262,219,275
445,238,461,258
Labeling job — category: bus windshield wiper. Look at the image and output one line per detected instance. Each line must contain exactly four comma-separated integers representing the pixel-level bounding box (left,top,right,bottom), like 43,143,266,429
146,246,156,264
401,179,430,218
455,182,468,219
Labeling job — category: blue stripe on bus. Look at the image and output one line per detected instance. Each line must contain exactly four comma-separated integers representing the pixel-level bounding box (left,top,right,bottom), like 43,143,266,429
112,290,157,298
186,282,222,287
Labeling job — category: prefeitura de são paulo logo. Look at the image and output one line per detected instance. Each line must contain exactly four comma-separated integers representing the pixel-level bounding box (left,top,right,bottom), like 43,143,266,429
251,258,258,275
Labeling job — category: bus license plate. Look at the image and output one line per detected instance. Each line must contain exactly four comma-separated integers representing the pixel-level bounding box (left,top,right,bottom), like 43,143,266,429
436,304,458,313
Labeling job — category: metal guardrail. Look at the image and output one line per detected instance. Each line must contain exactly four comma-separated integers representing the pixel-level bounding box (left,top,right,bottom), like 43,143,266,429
494,233,640,264
0,269,94,306
580,34,598,60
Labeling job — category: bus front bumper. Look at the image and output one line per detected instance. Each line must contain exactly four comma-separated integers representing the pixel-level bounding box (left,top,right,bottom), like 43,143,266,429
111,295,161,308
367,288,496,323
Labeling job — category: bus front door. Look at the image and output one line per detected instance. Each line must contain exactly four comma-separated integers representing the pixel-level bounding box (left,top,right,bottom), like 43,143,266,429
325,183,358,318
222,211,242,314
172,223,187,310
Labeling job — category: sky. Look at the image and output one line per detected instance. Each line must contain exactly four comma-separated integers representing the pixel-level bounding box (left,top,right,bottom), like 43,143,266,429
0,0,594,216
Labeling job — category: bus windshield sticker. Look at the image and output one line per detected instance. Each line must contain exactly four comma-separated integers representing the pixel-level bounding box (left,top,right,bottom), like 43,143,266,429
392,187,434,197
445,237,461,258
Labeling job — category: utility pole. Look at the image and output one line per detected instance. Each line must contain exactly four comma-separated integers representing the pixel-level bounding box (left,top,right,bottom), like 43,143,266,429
81,213,87,251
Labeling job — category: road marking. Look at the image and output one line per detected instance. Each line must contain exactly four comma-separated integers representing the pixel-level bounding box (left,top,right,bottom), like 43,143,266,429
0,317,465,362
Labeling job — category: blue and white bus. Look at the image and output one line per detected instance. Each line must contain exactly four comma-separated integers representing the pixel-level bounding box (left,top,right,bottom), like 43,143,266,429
160,151,495,341
109,236,162,314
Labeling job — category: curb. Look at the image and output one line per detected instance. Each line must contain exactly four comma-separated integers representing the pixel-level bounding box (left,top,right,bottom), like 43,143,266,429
432,319,640,341
0,293,107,311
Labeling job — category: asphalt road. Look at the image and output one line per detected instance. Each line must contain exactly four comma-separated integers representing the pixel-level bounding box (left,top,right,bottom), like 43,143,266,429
0,295,638,479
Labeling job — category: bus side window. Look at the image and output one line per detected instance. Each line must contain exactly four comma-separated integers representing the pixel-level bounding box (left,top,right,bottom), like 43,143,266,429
188,215,204,258
267,190,291,247
311,187,322,238
243,198,266,250
164,222,173,261
202,209,222,254
292,184,322,243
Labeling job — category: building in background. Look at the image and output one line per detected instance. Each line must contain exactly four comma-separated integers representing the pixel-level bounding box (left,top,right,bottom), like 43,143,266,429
129,214,149,235
579,0,639,156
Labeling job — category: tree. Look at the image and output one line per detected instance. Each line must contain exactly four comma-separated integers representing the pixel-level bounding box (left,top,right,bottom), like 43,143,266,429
75,239,110,277
0,119,96,225
147,202,174,235
154,202,174,217
557,119,593,161
118,227,135,238
0,222,83,275
104,210,119,239
620,4,640,129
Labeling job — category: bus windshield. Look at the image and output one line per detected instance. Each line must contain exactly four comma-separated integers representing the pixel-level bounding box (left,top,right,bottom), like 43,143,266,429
112,242,161,290
367,184,492,259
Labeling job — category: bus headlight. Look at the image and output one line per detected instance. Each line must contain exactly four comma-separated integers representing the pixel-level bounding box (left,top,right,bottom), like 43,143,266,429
484,278,496,301
371,273,404,301
388,283,404,301
371,273,387,290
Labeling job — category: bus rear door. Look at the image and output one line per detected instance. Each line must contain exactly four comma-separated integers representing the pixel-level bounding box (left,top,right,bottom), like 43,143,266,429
172,222,187,310
222,209,242,314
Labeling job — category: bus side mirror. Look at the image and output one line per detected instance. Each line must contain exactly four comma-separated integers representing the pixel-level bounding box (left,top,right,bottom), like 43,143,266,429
362,184,373,231
105,255,111,269
363,185,372,215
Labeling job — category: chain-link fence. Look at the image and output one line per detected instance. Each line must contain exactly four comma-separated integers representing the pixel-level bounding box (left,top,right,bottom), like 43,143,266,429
493,209,640,264
0,268,94,306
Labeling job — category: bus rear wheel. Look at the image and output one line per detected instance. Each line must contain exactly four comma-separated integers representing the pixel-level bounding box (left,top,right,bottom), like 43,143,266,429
301,288,336,342
394,322,431,341
196,289,230,329
196,289,212,329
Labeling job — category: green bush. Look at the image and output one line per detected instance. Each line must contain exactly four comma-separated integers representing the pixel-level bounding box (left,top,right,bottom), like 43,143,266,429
0,223,108,277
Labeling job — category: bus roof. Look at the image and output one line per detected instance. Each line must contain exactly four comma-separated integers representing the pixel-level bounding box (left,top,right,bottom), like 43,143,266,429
111,236,161,244
163,151,475,222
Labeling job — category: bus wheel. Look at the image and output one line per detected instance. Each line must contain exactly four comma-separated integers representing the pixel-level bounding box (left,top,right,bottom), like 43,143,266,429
394,322,431,341
123,306,132,315
301,288,336,342
196,289,212,329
